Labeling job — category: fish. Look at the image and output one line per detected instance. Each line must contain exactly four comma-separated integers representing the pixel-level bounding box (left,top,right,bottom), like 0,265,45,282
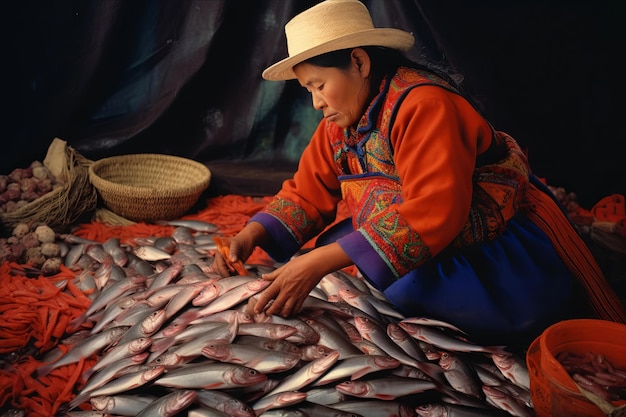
400,316,468,335
331,399,415,417
201,342,301,374
133,245,172,261
194,389,256,417
386,322,428,362
153,362,267,389
397,321,508,354
70,366,165,409
36,326,130,377
303,316,364,359
116,308,166,344
156,219,220,233
353,315,444,381
196,278,271,317
415,402,511,417
89,394,157,415
150,321,231,356
68,275,147,331
154,319,238,361
302,387,348,406
234,335,302,356
72,352,150,403
145,262,183,293
490,353,530,390
312,354,401,386
481,385,536,417
84,337,152,378
261,350,340,398
438,351,484,399
188,407,232,417
335,376,439,400
135,389,197,417
236,322,299,340
294,401,365,417
251,391,308,415
254,314,320,345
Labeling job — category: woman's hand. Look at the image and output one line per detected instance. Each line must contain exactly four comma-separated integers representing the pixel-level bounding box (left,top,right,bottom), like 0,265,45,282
252,243,353,317
212,222,268,277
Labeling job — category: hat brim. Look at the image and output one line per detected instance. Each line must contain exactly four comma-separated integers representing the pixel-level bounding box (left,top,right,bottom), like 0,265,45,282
262,28,415,81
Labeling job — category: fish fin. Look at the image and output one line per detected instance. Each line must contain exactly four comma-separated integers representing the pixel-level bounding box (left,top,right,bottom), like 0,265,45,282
374,394,397,401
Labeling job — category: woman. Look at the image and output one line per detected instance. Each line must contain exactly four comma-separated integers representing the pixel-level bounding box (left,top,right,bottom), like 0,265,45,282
213,0,625,346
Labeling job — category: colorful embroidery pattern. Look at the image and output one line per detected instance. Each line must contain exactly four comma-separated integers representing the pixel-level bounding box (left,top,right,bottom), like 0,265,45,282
453,132,530,247
264,196,318,245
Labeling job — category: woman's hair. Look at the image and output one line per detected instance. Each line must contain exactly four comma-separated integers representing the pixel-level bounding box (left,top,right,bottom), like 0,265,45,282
302,46,464,95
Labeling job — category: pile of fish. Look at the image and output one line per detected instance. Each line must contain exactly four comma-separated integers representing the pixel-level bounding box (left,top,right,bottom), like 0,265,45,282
36,220,535,417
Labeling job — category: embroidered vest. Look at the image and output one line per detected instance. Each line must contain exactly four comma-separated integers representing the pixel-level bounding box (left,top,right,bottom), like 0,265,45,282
328,67,530,264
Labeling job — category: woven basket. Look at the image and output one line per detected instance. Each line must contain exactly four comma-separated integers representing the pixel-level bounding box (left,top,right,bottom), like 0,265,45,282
89,154,211,222
0,138,97,233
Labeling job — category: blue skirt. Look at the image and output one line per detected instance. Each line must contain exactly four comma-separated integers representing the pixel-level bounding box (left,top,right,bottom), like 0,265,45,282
317,215,592,346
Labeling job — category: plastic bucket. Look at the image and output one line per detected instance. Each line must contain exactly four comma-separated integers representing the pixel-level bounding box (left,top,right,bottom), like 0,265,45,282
526,319,626,417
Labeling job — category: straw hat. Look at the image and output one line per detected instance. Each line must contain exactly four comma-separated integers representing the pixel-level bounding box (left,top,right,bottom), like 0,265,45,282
262,0,415,81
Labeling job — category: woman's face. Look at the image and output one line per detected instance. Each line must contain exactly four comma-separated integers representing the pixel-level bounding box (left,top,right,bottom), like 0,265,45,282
294,49,371,129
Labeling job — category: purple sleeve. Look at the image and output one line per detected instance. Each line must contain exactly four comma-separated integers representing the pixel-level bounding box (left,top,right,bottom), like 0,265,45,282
248,212,302,263
337,230,397,291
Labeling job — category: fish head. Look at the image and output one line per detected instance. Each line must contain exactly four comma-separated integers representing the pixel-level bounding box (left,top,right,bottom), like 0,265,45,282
201,343,230,361
335,380,370,397
414,403,446,417
163,390,197,414
438,351,456,370
229,366,268,386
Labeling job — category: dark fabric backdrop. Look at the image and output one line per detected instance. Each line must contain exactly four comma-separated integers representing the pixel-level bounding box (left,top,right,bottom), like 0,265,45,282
3,1,623,207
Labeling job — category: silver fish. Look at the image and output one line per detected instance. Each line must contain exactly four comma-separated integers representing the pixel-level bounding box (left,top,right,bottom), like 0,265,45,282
71,366,165,409
303,316,363,359
188,407,231,417
251,391,308,416
302,387,348,406
201,342,301,374
438,351,484,399
164,281,210,319
490,353,530,390
262,350,340,398
172,226,196,245
89,394,156,415
135,389,197,417
294,401,364,417
386,322,428,362
192,276,257,307
312,354,401,386
116,308,166,345
85,337,152,378
415,402,509,417
133,245,172,261
157,321,238,363
69,275,147,331
353,316,444,381
482,385,535,417
236,322,298,340
335,376,438,400
73,352,149,403
196,278,271,317
397,321,508,354
332,400,414,417
194,389,256,417
36,326,129,377
156,219,220,233
145,262,183,293
153,362,267,389
255,314,320,345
